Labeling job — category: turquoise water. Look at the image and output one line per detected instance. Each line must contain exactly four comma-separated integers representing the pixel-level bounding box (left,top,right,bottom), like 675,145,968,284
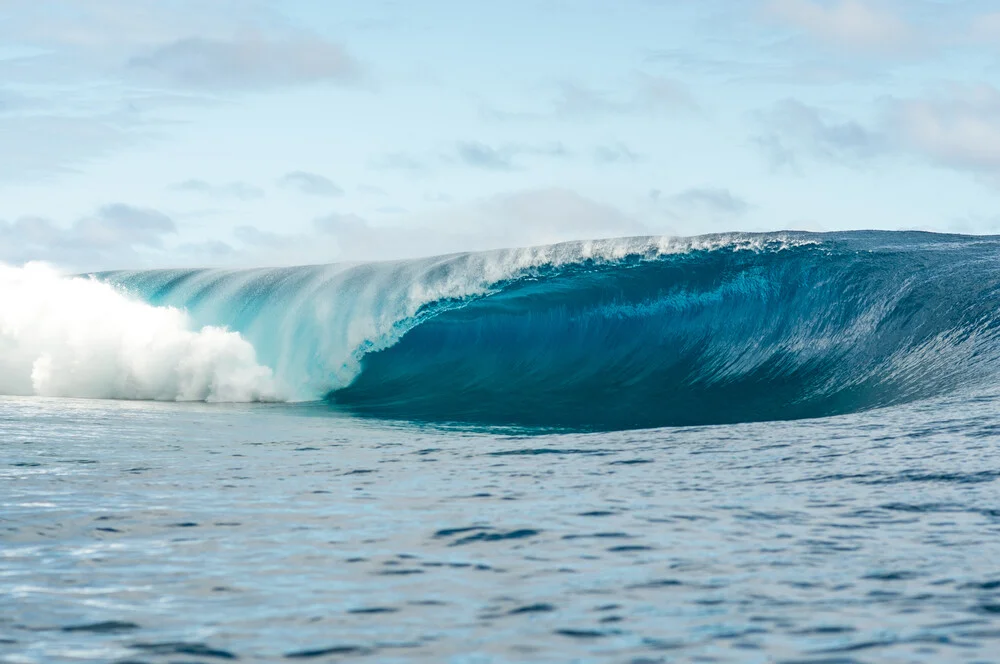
4,393,1000,663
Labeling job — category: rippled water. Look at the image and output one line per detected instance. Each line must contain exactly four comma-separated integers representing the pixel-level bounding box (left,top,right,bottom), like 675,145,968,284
3,395,1000,663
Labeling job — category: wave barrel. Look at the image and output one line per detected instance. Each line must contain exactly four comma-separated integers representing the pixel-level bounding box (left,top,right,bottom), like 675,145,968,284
99,232,1000,430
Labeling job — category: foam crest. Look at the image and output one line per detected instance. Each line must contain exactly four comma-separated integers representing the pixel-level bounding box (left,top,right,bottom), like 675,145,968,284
0,263,278,402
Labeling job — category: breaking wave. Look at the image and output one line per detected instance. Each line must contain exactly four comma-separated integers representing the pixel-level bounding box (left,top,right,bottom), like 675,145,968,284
5,231,1000,430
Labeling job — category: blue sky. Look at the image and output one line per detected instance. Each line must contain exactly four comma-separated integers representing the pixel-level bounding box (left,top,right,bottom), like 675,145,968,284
1,0,999,270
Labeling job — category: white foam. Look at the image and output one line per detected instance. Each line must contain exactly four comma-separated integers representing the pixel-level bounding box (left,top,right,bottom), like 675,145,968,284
0,263,279,402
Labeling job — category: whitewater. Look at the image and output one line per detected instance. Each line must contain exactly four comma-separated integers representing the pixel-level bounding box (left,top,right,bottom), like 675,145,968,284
0,263,277,402
5,230,1000,662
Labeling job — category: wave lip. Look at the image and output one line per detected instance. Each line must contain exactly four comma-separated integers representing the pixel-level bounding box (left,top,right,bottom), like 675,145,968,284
26,230,1000,430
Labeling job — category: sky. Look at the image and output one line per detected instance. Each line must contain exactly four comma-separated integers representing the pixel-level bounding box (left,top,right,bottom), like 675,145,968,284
1,0,999,271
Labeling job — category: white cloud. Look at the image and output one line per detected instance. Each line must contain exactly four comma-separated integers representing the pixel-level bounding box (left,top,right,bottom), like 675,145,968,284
369,152,429,174
971,12,1000,42
170,179,264,200
277,171,344,197
128,33,361,91
0,114,137,180
452,141,571,171
172,239,237,263
0,204,176,271
552,74,697,117
0,0,267,50
890,84,1000,175
0,4,363,181
474,189,646,243
454,142,516,171
752,86,1000,187
207,188,648,267
233,225,306,251
670,187,751,216
766,0,917,54
484,74,698,121
594,143,642,165
313,212,370,236
753,98,884,170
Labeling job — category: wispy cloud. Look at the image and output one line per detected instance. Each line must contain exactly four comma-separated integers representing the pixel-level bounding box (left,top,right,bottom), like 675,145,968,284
455,142,515,171
594,143,642,165
0,0,270,51
753,86,1000,186
469,187,643,242
0,4,365,182
170,179,264,200
670,187,751,215
128,33,362,91
369,152,429,174
970,12,1000,42
765,0,918,54
313,212,370,235
0,204,176,271
753,98,884,170
452,141,571,171
213,188,647,266
889,84,1000,177
0,114,137,181
172,239,237,263
551,74,696,117
0,89,35,112
357,184,388,197
277,171,344,197
233,225,304,250
484,74,698,121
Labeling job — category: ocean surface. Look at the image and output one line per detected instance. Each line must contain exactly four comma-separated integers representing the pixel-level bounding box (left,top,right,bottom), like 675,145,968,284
3,231,1000,662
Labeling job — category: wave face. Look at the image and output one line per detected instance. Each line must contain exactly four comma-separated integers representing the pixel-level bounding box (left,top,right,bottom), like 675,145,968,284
83,231,1000,430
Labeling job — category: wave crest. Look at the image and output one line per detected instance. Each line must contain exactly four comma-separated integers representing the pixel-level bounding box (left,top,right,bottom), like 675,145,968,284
9,231,997,430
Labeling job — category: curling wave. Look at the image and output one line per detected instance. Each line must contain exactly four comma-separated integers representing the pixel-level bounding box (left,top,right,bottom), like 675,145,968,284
6,231,1000,429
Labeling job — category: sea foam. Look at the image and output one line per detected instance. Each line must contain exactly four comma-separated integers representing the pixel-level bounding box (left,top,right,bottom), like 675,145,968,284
0,263,277,402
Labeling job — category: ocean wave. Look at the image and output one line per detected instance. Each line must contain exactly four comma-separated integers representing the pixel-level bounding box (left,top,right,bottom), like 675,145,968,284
6,231,999,429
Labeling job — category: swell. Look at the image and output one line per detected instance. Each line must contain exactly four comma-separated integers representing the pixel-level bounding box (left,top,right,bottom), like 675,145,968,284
80,231,1000,429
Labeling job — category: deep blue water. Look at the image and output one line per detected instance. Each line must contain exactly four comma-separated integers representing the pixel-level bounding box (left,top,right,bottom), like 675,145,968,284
4,231,1000,662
